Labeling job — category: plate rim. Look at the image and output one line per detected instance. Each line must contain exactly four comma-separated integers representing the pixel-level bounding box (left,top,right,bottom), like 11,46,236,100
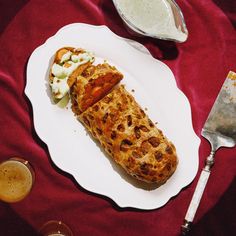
25,23,200,210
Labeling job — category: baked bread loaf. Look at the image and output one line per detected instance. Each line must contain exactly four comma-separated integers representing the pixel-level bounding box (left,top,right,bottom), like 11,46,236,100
71,63,123,114
49,47,178,185
78,85,178,184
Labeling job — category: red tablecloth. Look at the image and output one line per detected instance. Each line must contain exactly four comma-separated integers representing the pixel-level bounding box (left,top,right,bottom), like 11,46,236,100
0,0,236,235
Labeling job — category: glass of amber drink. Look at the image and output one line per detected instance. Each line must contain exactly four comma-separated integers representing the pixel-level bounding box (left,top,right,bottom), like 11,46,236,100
0,157,35,203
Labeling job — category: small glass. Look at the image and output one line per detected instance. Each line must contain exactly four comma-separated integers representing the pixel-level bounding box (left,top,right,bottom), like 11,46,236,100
0,157,35,203
39,220,73,236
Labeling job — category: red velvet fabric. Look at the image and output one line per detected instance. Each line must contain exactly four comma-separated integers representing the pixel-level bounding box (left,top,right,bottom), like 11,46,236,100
0,1,235,235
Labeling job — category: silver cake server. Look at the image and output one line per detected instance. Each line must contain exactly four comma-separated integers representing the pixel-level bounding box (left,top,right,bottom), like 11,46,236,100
181,71,236,234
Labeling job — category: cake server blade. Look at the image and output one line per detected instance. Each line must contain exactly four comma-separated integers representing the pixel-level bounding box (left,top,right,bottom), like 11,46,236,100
181,71,236,234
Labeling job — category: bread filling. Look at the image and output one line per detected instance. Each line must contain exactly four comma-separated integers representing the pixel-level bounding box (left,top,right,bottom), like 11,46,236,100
50,50,94,99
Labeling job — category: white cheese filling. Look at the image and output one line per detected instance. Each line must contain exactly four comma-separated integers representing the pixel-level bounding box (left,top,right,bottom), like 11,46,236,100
50,51,94,99
60,51,72,63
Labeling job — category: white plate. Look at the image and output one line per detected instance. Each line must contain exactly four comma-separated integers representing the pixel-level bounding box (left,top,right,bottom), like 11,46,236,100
25,23,200,210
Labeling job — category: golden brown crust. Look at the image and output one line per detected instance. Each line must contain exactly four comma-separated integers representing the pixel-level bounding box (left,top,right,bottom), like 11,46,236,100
71,63,123,114
79,85,178,184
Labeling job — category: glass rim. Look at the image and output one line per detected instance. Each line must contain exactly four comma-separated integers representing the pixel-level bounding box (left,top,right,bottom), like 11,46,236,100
39,220,73,236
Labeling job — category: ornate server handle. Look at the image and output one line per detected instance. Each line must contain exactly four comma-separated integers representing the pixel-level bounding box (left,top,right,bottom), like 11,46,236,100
181,151,215,235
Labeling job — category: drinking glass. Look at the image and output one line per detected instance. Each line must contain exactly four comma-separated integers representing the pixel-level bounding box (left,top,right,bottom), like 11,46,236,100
0,157,35,203
39,220,73,236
